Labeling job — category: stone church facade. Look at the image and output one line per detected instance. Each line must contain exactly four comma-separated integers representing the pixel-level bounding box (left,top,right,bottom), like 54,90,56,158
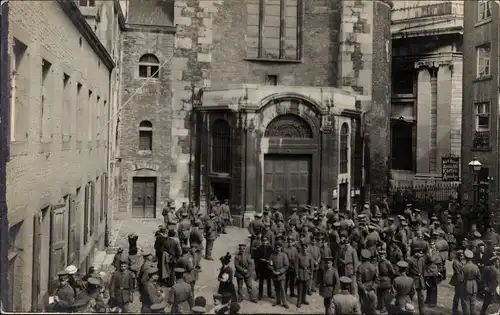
112,0,393,224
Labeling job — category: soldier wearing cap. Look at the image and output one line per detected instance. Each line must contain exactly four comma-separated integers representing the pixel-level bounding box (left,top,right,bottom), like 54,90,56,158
462,249,481,315
308,235,321,294
167,267,194,313
390,261,415,314
188,201,199,223
49,270,76,312
365,224,382,257
284,235,298,297
296,239,314,308
138,249,155,289
424,239,442,307
161,229,182,286
220,199,232,234
269,240,289,308
178,244,197,294
204,212,218,260
338,231,359,296
178,212,192,246
189,221,204,270
320,257,339,314
357,249,377,314
166,204,179,231
255,235,274,300
140,266,163,313
248,212,265,248
407,248,425,314
234,243,257,303
288,207,300,227
109,256,134,312
480,255,500,315
263,221,276,248
377,249,395,312
329,276,361,315
83,277,107,313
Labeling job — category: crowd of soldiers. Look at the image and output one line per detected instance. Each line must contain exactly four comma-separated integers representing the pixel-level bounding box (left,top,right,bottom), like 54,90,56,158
45,194,500,314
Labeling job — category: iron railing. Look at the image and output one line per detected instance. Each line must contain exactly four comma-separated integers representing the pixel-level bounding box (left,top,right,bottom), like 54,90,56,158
388,182,461,211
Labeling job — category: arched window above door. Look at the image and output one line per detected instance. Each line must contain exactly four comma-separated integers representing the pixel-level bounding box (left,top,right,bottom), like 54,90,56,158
264,114,313,138
211,119,231,173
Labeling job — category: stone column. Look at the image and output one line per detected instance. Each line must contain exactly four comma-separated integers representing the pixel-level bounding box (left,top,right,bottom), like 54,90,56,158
415,65,431,175
436,62,453,176
242,116,258,226
320,115,334,205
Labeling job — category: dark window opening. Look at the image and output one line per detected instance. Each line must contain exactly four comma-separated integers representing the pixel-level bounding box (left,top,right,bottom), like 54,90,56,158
339,183,348,212
392,69,414,94
339,123,349,174
79,0,95,6
211,119,231,173
391,121,414,171
266,75,278,85
138,54,160,78
211,181,233,213
139,120,153,151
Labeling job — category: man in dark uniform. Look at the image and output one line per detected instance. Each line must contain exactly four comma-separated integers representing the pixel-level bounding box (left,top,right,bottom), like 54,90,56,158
284,235,298,297
407,249,426,314
270,240,289,309
480,255,500,315
320,257,339,315
176,202,189,220
189,201,199,223
178,212,191,246
189,220,204,270
140,267,163,313
255,235,274,300
234,243,257,303
390,261,415,315
167,268,194,314
204,212,218,260
138,249,156,290
220,199,232,234
177,244,196,294
263,222,276,248
329,276,361,315
463,249,481,315
109,257,134,312
295,239,313,308
377,249,395,313
357,249,378,315
248,212,265,248
289,208,300,227
51,270,76,312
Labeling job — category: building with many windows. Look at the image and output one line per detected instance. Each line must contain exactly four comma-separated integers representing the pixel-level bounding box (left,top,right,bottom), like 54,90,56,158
462,0,499,204
112,0,393,223
6,0,124,311
389,0,463,186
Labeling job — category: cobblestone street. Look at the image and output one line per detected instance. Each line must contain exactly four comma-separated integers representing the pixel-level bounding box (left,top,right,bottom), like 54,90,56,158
106,220,483,314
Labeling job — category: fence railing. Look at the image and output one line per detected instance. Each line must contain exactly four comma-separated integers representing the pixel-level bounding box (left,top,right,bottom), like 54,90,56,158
387,182,461,211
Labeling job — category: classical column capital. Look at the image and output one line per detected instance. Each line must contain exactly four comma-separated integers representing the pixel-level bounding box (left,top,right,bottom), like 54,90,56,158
414,60,453,70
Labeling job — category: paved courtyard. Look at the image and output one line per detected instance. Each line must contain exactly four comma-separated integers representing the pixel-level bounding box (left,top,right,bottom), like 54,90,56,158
107,219,482,314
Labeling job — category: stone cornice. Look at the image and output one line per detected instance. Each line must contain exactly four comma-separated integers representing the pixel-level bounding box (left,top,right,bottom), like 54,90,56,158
414,59,453,70
57,0,115,71
125,23,177,34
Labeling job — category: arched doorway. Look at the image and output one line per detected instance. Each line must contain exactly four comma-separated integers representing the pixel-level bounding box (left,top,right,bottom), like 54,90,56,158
263,114,315,216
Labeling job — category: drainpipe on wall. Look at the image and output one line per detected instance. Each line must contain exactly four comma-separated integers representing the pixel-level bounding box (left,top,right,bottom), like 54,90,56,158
0,0,10,310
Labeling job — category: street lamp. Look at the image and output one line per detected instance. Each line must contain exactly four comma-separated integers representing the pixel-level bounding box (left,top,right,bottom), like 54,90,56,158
468,157,482,210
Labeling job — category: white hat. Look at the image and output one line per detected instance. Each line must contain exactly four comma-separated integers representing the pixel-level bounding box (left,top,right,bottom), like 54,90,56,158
65,265,78,275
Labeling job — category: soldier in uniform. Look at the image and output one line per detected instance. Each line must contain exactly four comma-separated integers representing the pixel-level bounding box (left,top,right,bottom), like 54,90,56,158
109,257,134,312
288,196,299,216
189,201,199,223
289,208,300,227
390,261,415,315
176,202,189,220
189,220,204,270
357,249,378,315
295,239,313,308
162,229,182,286
407,249,426,315
255,235,274,300
167,268,194,314
178,212,191,246
50,270,76,312
166,205,179,231
329,276,361,315
480,255,500,315
177,244,196,294
204,212,218,260
248,213,265,248
262,222,276,248
320,257,339,315
220,199,232,234
140,267,163,313
377,249,396,313
451,250,466,315
269,240,290,309
138,249,156,290
234,243,257,303
308,236,321,294
463,249,481,315
284,235,298,297
339,231,359,295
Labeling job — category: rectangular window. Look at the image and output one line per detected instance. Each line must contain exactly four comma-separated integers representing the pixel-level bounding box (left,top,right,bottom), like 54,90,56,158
83,183,90,244
474,102,490,149
477,45,491,77
62,74,71,139
88,90,93,142
68,191,78,265
90,181,95,237
139,130,153,151
247,0,302,60
79,0,95,6
266,75,278,85
10,38,28,142
41,59,52,141
478,0,492,21
76,83,82,142
96,96,101,141
100,174,107,222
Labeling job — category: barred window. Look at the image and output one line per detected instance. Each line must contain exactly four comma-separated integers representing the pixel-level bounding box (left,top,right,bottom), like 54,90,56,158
139,120,153,151
211,119,231,173
339,123,349,174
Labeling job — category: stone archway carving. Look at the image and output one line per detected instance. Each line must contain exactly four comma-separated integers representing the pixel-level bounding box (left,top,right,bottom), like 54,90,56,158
264,114,313,138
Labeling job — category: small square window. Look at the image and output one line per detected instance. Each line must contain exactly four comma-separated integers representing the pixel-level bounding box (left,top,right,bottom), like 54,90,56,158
266,75,278,86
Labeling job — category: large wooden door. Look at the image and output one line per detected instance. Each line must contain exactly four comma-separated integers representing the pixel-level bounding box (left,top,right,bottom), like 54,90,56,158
264,155,311,216
132,177,157,218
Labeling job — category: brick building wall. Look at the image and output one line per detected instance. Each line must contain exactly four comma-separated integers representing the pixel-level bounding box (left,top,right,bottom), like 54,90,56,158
6,1,117,311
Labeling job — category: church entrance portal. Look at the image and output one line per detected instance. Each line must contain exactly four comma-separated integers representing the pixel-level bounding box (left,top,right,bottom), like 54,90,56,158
264,154,311,218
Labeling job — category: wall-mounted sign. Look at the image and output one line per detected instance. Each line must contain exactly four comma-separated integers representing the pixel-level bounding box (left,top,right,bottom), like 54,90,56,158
442,155,460,181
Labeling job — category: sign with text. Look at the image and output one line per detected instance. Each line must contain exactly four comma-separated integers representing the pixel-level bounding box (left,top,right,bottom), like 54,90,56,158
442,155,460,181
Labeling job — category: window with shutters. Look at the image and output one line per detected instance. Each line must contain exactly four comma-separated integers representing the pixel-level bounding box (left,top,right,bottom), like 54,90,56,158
139,120,153,151
246,0,303,60
339,123,349,174
84,184,90,244
10,38,29,143
49,202,67,284
89,182,95,237
477,45,491,78
478,0,492,21
211,119,231,174
41,59,52,141
68,191,79,265
100,175,107,222
138,54,160,78
8,221,23,311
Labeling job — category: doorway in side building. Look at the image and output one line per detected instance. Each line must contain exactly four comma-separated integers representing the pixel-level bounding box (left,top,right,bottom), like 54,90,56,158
132,177,157,218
